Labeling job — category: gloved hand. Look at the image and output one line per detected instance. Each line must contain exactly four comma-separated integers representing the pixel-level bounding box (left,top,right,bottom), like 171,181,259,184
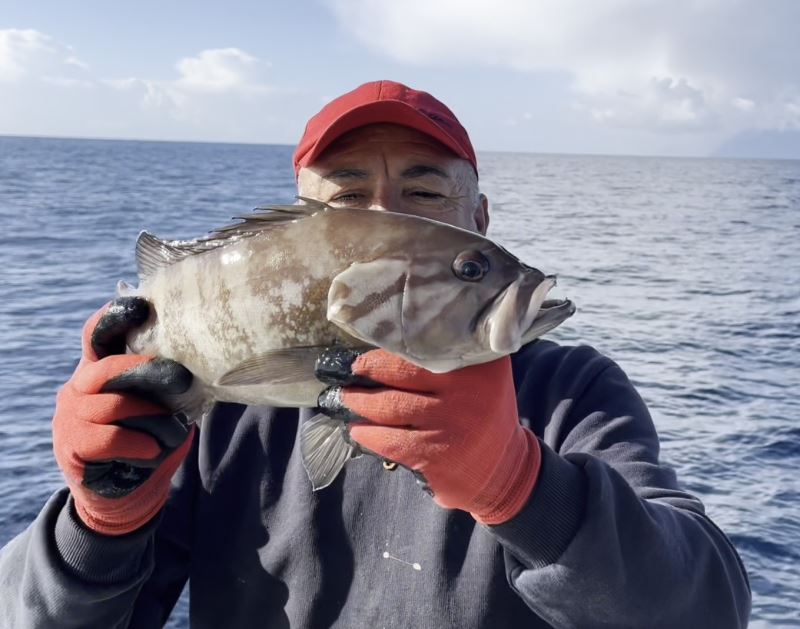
52,297,195,536
318,350,541,525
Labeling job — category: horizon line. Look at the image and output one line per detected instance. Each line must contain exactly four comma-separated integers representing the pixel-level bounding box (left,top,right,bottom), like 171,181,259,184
1,132,797,163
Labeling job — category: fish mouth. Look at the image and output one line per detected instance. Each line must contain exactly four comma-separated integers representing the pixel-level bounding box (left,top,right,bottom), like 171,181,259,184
482,274,576,354
518,274,576,343
523,293,576,343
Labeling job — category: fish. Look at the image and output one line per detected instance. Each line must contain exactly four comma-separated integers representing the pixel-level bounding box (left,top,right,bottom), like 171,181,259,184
119,198,575,489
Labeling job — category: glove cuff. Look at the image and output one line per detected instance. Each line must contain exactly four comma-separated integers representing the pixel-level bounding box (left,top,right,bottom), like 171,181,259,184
75,483,170,536
470,427,541,525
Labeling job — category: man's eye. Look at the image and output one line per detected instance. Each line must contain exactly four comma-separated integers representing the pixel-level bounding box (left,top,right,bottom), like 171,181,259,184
330,192,363,204
409,190,445,200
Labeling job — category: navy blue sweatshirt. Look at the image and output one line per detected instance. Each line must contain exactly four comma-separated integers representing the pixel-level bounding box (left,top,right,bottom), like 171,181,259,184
0,341,751,627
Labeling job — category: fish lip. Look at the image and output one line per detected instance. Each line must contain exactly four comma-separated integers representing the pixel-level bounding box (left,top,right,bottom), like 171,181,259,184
538,297,576,312
477,273,576,355
521,285,576,342
512,273,576,344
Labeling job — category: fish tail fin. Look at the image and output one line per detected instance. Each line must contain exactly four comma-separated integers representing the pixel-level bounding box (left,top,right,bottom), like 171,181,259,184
300,413,360,490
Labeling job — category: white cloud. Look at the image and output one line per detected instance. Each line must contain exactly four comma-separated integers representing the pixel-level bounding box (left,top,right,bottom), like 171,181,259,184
104,77,187,118
0,28,89,83
41,76,94,88
325,0,799,134
581,76,711,131
175,48,271,92
786,102,800,126
0,30,294,143
105,47,274,121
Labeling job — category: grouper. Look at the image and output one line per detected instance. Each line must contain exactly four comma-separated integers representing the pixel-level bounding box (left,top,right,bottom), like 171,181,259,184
119,198,575,488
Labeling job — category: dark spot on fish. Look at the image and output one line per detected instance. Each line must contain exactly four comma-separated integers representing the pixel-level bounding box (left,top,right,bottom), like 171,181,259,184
333,283,352,301
372,320,397,341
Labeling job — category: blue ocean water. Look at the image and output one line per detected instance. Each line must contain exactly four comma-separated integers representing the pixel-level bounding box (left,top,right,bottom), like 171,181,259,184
0,136,798,627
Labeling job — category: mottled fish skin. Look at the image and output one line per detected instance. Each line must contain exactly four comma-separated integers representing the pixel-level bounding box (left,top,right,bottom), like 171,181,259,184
120,200,575,419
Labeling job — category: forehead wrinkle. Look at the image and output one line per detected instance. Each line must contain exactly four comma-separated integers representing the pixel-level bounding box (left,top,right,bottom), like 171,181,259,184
323,160,450,185
324,168,370,182
401,165,450,180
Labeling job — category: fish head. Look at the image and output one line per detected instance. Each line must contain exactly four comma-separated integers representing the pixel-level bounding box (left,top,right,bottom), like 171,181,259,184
328,216,575,372
401,233,575,370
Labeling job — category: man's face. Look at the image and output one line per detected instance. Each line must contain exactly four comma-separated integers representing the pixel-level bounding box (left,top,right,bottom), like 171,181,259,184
297,124,489,234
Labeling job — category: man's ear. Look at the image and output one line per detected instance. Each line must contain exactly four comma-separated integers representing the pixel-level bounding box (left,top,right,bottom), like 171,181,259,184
474,193,490,235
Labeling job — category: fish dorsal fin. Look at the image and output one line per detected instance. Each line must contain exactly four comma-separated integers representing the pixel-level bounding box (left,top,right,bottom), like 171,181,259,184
136,198,333,280
210,197,332,238
135,232,228,280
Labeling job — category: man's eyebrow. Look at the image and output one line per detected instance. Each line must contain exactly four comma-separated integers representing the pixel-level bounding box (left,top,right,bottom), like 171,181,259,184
323,168,370,181
401,165,450,180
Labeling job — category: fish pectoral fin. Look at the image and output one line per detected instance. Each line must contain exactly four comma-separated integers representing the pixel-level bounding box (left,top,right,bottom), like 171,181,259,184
215,347,325,387
300,413,360,491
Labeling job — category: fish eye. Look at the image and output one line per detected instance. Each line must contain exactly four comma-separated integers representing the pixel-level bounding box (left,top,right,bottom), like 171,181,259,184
453,250,490,282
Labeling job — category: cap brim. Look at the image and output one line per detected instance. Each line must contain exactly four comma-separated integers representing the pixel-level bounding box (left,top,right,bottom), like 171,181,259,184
298,100,472,170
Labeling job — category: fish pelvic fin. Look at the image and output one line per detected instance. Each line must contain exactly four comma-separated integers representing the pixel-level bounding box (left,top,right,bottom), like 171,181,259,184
300,413,361,490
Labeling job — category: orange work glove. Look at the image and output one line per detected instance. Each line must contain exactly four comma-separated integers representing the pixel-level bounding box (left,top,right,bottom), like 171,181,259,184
319,349,541,525
52,297,195,536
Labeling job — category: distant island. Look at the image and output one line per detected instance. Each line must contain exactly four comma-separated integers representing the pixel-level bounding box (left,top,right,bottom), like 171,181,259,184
713,129,800,160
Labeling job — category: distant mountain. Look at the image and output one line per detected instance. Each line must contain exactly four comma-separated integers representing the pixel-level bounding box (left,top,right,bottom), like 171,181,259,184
713,129,800,160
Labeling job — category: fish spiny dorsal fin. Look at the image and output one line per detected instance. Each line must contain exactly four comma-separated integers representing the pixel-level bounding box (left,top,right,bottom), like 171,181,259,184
210,197,333,238
295,196,335,210
136,231,227,280
137,199,336,280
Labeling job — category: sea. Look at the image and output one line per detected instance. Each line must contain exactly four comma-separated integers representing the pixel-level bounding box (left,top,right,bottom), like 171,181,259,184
0,136,798,627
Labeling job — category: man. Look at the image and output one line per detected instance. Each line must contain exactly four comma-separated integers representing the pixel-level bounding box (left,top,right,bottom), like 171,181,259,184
0,80,750,627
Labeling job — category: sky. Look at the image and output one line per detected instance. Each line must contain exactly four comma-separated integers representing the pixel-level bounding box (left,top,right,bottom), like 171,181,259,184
1,0,799,158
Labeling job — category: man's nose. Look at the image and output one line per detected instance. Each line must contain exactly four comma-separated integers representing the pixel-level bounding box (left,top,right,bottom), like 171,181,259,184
366,182,396,212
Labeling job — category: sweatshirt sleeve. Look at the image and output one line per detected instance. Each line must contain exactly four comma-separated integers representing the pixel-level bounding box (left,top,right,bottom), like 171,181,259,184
489,342,751,628
0,489,156,628
0,434,197,628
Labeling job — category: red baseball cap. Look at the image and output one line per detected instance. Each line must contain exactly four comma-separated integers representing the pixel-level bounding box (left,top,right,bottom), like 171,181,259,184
292,80,478,177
